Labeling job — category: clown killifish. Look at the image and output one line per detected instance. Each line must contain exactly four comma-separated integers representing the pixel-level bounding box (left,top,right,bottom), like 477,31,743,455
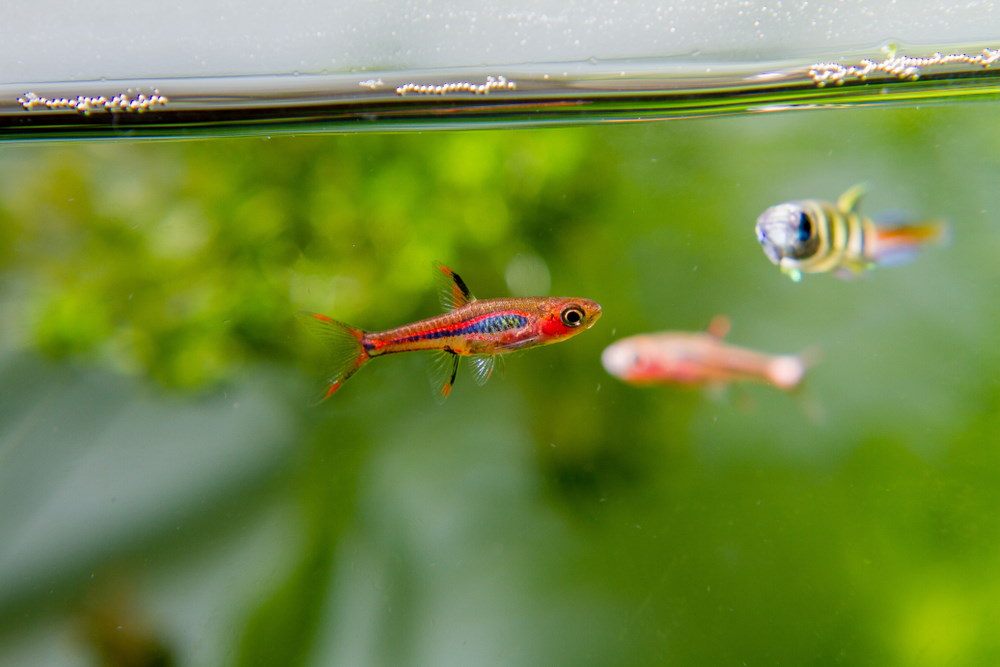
755,184,947,281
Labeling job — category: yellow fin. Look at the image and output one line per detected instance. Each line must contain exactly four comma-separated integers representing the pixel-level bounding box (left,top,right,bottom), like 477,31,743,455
836,183,867,214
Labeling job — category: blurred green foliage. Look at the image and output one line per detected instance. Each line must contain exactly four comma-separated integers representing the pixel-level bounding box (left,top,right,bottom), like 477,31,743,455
2,102,1000,666
0,132,614,389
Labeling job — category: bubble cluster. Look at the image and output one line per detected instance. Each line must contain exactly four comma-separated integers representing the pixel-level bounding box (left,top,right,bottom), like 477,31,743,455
395,75,516,96
809,48,1000,87
17,90,168,115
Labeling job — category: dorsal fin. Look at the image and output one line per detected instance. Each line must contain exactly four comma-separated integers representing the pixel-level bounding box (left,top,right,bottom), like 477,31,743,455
706,315,731,339
836,183,867,214
435,263,475,312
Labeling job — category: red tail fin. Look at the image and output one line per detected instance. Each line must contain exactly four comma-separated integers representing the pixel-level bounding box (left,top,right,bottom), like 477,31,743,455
298,312,369,400
872,221,948,266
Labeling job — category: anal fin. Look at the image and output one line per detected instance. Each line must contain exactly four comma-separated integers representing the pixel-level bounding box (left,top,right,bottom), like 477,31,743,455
430,349,461,402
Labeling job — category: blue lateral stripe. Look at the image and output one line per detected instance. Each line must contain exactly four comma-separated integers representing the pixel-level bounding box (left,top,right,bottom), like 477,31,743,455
400,314,528,343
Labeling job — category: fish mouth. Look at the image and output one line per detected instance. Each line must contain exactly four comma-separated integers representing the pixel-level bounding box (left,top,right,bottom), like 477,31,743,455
570,298,602,328
755,202,817,264
589,302,603,324
755,224,784,264
761,239,784,264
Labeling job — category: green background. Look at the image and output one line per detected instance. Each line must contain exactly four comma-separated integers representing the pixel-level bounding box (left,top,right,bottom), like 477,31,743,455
1,103,999,665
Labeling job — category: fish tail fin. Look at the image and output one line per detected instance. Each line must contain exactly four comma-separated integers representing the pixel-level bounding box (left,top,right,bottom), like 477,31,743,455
766,355,808,391
767,346,821,391
298,311,370,401
872,220,949,267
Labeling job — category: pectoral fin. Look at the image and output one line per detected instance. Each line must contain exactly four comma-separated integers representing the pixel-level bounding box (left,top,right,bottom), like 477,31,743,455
469,355,498,386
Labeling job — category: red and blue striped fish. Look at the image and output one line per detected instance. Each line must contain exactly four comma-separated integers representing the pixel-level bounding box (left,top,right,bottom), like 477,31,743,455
300,264,602,400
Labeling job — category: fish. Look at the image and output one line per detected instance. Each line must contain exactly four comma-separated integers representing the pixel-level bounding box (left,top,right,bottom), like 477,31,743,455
754,184,947,281
300,264,602,400
601,316,811,391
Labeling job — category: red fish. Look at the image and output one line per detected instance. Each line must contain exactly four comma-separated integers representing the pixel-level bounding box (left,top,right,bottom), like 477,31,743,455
301,264,602,400
601,316,812,391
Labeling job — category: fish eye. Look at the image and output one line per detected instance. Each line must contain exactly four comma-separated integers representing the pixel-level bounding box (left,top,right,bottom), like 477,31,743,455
560,305,585,328
797,211,813,242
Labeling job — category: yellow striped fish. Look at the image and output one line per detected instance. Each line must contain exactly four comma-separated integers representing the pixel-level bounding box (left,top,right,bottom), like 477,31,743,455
754,184,946,282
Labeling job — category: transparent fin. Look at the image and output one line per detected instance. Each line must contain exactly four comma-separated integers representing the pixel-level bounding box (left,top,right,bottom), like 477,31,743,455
870,208,913,227
705,382,729,403
790,382,827,424
469,355,497,386
297,311,369,401
732,385,757,414
435,263,475,312
429,349,460,402
872,221,949,266
502,335,542,351
872,247,920,267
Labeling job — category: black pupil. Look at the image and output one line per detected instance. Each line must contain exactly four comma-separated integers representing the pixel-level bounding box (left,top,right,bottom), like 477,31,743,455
563,308,583,326
797,211,813,242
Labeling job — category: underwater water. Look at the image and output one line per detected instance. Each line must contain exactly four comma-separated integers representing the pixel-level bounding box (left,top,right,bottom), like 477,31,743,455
1,74,1000,666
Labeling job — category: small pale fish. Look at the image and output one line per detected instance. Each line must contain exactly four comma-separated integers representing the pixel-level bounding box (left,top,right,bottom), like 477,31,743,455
601,316,812,391
301,264,602,400
755,184,947,281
